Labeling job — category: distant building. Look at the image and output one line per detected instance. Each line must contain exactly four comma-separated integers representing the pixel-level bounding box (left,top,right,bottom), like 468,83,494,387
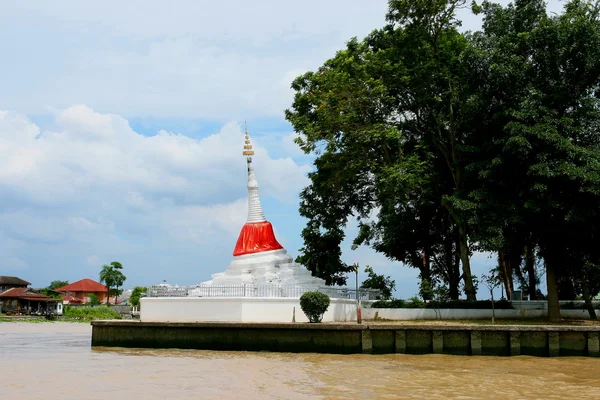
0,287,60,315
0,276,31,293
55,278,116,304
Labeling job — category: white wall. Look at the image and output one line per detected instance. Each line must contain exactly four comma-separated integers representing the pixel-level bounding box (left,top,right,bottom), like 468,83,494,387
362,308,600,320
140,297,599,323
140,297,359,323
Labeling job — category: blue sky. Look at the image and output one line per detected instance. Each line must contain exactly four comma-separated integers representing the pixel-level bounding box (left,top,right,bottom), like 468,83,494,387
0,0,561,297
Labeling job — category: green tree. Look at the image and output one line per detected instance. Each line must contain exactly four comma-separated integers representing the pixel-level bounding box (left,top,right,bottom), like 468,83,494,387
360,266,396,300
481,272,502,323
129,286,147,308
286,0,479,299
87,293,101,307
99,261,127,305
464,0,600,320
48,280,69,290
42,280,69,298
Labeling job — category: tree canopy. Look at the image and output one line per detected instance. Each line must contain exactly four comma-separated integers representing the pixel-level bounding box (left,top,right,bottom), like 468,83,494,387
286,0,600,320
99,261,126,304
129,286,147,308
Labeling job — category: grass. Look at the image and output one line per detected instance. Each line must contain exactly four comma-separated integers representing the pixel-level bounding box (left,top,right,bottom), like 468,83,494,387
63,305,122,321
0,305,122,322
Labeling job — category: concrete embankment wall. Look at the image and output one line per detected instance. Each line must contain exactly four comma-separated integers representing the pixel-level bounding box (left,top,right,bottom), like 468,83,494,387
91,321,600,357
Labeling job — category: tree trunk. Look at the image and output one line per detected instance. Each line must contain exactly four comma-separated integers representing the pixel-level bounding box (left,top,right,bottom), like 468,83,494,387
446,235,460,299
452,238,461,300
545,259,561,322
581,277,597,320
106,287,110,306
420,248,433,300
490,289,495,324
498,251,512,300
457,222,476,301
525,243,537,300
507,254,517,295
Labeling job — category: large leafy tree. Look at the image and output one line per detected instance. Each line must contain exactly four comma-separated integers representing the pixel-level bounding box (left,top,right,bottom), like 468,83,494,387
99,261,127,305
465,0,600,320
287,0,600,316
286,0,480,299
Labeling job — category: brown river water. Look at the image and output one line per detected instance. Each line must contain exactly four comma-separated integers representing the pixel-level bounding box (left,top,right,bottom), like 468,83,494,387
1,322,600,400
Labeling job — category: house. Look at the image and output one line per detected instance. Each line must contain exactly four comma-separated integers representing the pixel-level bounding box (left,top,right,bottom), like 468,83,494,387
0,276,31,293
0,287,61,315
55,278,115,304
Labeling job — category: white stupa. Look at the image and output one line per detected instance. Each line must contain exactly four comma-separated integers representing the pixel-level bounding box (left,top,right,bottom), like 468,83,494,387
202,125,325,287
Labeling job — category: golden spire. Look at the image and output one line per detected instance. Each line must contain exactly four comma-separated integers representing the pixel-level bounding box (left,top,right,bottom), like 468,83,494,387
242,120,254,156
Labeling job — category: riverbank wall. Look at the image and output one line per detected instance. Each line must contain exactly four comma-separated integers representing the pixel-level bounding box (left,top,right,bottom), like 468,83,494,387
91,320,600,357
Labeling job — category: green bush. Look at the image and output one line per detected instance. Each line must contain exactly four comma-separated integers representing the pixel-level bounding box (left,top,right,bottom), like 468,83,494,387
560,301,600,310
371,299,514,309
63,305,121,321
87,293,101,306
406,296,425,308
299,291,331,323
372,299,406,308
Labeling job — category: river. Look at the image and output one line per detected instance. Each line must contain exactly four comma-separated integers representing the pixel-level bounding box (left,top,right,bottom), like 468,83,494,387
1,322,600,399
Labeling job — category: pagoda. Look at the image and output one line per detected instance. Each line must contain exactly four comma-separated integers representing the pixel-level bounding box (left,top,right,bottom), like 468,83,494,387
205,125,325,287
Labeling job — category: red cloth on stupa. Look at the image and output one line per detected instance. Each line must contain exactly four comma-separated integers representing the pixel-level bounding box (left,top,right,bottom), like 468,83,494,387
233,221,283,256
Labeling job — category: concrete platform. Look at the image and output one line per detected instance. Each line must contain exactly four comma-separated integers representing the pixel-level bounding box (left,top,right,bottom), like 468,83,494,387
91,320,600,357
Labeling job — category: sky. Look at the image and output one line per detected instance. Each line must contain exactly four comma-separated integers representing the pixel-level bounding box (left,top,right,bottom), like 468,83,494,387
0,0,564,297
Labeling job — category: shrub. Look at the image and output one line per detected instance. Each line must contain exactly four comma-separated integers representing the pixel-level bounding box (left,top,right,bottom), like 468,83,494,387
406,296,425,308
372,299,406,308
87,293,101,306
370,299,514,309
300,291,331,323
63,305,121,321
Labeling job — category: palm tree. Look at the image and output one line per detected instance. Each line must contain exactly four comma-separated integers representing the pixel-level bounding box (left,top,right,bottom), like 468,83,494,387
99,262,126,305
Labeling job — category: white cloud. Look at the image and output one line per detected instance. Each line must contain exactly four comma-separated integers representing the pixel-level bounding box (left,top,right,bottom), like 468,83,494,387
0,1,567,120
0,1,392,119
280,133,308,158
86,255,101,265
0,106,308,206
0,106,308,285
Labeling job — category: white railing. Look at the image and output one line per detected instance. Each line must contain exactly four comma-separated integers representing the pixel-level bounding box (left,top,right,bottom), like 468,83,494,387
188,284,318,298
146,284,381,300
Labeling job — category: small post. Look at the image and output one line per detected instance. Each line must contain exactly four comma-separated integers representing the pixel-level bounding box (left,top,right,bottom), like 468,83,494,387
292,306,296,323
355,263,362,324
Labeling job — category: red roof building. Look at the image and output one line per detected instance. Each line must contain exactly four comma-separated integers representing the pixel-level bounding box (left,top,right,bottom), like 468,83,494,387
55,279,113,304
0,287,60,314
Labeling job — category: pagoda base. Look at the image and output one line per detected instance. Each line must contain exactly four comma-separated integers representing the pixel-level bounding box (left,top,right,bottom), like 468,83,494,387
207,249,326,287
